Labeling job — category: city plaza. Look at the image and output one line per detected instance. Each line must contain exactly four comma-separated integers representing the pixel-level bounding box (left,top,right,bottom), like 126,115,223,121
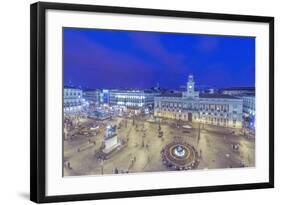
63,75,255,176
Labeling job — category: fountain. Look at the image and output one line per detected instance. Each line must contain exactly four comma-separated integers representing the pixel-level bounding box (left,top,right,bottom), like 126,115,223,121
173,145,186,158
161,140,199,170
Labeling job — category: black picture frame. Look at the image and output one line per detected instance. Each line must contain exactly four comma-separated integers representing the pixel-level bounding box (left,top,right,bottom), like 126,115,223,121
30,1,274,203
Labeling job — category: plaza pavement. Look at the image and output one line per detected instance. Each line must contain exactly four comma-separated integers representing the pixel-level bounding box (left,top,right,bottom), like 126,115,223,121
63,116,255,176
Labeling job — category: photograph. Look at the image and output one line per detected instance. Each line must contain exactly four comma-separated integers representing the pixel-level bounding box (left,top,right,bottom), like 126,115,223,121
62,28,256,177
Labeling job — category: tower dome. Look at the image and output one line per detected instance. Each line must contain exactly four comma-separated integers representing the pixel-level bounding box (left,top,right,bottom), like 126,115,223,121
188,74,194,82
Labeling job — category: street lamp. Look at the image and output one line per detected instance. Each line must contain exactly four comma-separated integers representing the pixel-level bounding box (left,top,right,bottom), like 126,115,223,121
100,159,104,175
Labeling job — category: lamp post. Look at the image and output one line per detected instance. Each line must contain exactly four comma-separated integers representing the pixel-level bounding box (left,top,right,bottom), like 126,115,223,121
197,121,201,146
100,159,104,175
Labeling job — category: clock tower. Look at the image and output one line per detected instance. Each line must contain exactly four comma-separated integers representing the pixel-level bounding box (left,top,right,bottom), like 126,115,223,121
183,74,198,99
187,74,195,96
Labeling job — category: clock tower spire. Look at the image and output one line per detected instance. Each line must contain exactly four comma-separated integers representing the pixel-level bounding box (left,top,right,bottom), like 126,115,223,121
187,74,195,97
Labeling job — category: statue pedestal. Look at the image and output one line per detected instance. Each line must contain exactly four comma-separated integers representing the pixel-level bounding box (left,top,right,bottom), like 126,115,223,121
103,134,119,154
102,125,121,155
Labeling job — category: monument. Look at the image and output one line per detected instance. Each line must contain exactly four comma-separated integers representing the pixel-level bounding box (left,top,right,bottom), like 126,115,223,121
103,124,120,154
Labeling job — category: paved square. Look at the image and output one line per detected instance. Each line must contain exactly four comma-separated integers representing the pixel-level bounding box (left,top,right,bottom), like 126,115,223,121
63,112,255,176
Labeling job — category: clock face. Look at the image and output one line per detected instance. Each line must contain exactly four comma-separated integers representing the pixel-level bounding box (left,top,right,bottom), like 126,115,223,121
189,85,192,89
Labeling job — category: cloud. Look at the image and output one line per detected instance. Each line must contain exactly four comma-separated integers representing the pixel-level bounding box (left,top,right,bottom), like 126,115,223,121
129,33,188,69
197,36,219,53
64,31,162,88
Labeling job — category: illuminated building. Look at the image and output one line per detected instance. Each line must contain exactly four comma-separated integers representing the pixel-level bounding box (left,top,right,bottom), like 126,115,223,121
100,89,110,105
109,89,159,108
63,86,84,113
83,89,101,105
154,75,243,128
241,95,255,130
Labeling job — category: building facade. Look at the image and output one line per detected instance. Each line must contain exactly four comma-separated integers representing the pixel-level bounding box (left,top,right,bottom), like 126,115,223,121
109,89,159,108
241,95,255,130
64,86,84,113
100,89,110,105
83,90,101,106
154,75,243,128
221,87,255,130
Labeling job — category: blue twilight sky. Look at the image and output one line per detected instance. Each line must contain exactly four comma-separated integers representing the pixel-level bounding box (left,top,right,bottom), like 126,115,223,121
63,28,255,90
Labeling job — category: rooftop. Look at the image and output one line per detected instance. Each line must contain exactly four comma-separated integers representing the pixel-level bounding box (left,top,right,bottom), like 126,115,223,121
110,89,159,93
199,93,239,99
64,85,82,90
221,87,255,91
159,93,182,97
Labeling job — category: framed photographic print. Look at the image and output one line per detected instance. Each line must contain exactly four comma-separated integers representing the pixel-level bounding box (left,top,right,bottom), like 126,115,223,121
30,1,274,203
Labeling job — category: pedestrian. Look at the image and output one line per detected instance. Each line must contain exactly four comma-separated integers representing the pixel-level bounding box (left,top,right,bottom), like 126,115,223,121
67,161,71,169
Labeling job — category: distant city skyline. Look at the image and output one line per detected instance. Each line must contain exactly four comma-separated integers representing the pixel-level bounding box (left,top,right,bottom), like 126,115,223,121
63,28,255,90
